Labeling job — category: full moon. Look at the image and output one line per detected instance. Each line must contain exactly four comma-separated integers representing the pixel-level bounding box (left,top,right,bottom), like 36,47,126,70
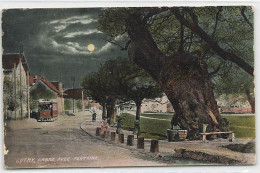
87,44,95,52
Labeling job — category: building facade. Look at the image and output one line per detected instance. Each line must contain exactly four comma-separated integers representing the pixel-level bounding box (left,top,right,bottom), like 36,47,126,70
29,75,64,115
141,95,171,113
63,88,101,113
2,53,30,119
63,88,84,113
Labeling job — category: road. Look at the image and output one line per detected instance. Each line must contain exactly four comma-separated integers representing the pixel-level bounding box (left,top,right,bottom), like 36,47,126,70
4,111,164,168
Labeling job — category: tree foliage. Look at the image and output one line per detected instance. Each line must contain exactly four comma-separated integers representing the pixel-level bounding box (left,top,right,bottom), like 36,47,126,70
81,57,162,120
3,77,17,111
98,6,254,107
30,82,57,101
97,7,254,137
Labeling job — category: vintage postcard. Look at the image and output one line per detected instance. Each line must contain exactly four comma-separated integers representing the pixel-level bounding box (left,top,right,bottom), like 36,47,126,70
2,7,255,168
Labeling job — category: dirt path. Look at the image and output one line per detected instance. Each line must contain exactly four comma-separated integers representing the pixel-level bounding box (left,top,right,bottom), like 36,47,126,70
4,111,165,168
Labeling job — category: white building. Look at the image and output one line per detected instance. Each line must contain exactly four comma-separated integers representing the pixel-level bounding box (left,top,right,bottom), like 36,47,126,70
141,94,173,113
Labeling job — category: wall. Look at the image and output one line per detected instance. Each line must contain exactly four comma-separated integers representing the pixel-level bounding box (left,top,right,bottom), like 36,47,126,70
141,95,169,113
30,81,57,101
30,80,65,115
4,61,29,119
56,96,64,114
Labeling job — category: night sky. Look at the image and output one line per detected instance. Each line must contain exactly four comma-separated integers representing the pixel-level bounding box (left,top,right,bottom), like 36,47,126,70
2,8,128,88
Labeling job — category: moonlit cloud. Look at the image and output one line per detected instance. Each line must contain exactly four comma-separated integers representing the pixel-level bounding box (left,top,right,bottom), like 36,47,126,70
54,25,66,32
49,15,96,25
64,30,102,38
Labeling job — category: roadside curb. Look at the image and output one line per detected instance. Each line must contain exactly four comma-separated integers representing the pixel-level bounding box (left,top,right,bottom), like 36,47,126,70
79,120,254,165
80,121,95,138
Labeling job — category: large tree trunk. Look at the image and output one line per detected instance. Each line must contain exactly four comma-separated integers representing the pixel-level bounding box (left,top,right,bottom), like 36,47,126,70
158,52,229,139
126,15,228,139
106,97,116,125
135,101,142,120
245,89,255,114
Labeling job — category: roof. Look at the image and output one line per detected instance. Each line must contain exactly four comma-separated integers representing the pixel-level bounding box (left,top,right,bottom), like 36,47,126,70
29,75,42,86
51,82,62,93
41,78,60,94
63,88,83,99
30,75,60,94
2,53,29,73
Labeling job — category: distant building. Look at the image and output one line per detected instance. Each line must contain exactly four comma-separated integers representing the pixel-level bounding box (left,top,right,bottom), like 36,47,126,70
141,95,171,113
29,75,64,114
217,94,252,114
63,88,101,112
120,101,137,111
63,88,85,112
119,94,174,113
2,53,30,119
83,99,102,112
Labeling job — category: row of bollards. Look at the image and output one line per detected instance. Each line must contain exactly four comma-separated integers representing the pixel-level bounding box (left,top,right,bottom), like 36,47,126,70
96,127,159,153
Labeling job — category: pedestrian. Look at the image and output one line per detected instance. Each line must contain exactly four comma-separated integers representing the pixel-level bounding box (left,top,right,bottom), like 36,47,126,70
92,111,97,122
171,114,180,130
101,118,108,135
116,118,123,134
133,120,140,138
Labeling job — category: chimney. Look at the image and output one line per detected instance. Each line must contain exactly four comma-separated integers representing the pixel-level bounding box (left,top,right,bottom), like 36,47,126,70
58,82,63,94
51,82,63,94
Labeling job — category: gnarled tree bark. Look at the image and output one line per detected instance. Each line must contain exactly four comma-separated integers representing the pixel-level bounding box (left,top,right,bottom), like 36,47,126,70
102,102,107,119
126,14,228,139
106,97,116,125
135,100,142,120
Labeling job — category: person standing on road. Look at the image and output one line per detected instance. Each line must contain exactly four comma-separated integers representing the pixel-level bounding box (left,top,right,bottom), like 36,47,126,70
133,120,140,138
92,111,97,122
101,118,108,135
116,118,123,134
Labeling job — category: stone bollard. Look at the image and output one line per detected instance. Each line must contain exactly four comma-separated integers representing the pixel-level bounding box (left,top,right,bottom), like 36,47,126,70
167,129,174,142
105,130,110,140
178,130,188,140
127,135,134,146
150,139,159,153
137,137,144,149
229,133,235,142
118,134,124,143
101,132,105,139
110,132,116,141
96,127,101,136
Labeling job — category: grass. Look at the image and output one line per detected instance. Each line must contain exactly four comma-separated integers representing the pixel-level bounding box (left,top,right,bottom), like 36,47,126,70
141,113,173,120
222,116,255,139
118,113,255,140
118,113,171,140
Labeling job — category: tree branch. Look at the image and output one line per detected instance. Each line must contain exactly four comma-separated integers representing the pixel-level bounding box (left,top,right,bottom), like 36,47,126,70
211,7,222,38
142,7,168,22
170,7,254,76
178,12,185,52
106,38,131,51
241,7,253,31
209,62,223,76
